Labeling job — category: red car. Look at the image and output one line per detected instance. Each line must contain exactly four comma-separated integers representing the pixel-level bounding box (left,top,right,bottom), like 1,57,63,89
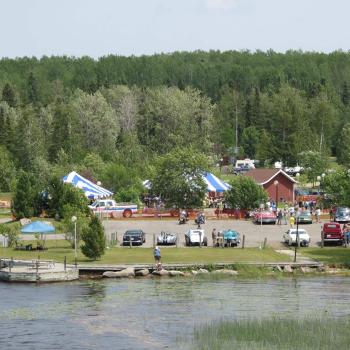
321,222,344,245
254,211,276,224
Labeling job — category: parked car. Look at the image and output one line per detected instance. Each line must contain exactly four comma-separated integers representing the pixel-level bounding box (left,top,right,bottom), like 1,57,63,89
321,222,344,245
185,229,207,246
157,231,177,245
334,207,350,223
223,229,240,247
283,229,310,247
89,199,138,218
254,211,277,224
296,211,313,224
122,229,146,246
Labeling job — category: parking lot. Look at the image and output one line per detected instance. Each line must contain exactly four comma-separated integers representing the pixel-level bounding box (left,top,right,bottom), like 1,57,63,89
103,217,327,248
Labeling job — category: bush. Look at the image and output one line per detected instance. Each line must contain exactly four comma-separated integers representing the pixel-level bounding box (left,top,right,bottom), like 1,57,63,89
81,215,105,260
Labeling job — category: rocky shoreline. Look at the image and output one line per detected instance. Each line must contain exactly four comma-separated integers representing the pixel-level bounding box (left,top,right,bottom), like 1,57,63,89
99,264,349,279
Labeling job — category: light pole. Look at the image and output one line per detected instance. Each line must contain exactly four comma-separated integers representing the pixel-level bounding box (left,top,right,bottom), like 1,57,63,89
274,180,279,209
294,211,299,263
259,201,264,249
71,216,77,261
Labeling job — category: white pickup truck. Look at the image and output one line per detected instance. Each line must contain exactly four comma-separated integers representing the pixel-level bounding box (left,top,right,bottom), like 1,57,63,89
88,199,138,218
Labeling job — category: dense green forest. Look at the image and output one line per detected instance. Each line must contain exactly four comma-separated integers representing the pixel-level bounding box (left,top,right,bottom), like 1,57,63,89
1,50,350,196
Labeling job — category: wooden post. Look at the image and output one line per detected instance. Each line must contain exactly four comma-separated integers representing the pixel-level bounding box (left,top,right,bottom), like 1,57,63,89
129,238,132,248
242,235,245,249
263,237,267,249
321,232,324,248
9,257,13,272
64,256,66,271
153,234,156,248
36,258,39,282
199,231,202,248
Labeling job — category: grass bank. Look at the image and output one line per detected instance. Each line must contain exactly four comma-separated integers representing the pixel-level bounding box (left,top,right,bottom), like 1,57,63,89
0,240,290,265
192,317,350,350
302,247,350,266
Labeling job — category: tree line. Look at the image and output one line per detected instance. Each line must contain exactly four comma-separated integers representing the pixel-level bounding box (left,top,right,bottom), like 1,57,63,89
1,50,350,196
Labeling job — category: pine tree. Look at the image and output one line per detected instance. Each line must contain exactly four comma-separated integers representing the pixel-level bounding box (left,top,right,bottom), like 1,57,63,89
27,72,39,104
81,216,105,260
13,171,36,218
2,83,18,107
342,81,350,106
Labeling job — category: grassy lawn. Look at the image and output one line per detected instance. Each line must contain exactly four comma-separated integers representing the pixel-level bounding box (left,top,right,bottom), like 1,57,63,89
0,240,291,265
302,247,350,265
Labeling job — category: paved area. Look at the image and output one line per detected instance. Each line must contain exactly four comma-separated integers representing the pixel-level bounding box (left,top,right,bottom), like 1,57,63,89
103,218,326,248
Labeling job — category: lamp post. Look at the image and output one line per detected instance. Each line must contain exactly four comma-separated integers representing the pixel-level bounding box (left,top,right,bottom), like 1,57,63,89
294,210,299,263
71,216,77,261
220,158,223,173
259,201,264,249
274,180,279,209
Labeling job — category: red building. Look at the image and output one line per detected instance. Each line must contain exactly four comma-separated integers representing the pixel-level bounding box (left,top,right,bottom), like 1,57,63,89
244,169,297,204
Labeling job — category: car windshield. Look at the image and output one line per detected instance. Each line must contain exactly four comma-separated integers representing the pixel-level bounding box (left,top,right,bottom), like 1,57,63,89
326,224,338,228
337,208,349,214
125,231,142,236
290,230,306,235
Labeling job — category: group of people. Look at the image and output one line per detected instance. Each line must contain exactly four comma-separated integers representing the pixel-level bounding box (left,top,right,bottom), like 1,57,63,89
274,206,322,227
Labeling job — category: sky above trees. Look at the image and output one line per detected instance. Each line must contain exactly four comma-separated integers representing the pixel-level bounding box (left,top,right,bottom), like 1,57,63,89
1,0,349,58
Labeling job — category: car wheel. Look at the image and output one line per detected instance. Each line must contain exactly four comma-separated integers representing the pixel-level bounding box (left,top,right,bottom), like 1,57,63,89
123,209,132,218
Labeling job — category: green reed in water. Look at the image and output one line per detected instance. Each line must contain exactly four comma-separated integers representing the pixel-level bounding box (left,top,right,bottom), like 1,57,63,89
192,317,350,350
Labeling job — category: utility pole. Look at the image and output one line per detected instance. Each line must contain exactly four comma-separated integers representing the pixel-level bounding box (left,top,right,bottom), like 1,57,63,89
235,105,238,154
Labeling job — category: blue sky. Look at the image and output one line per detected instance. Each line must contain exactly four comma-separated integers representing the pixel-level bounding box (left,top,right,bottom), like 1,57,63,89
1,0,349,58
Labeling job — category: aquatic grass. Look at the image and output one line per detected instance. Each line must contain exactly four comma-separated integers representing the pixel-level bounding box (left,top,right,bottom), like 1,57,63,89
192,317,350,350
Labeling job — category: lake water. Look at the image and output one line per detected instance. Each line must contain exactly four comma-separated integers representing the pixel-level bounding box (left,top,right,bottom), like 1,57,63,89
1,276,350,350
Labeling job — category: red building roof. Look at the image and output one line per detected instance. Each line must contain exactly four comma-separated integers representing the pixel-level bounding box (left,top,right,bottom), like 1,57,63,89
244,169,296,185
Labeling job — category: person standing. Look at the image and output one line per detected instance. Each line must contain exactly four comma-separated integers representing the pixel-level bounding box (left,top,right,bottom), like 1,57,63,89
283,208,288,225
315,207,321,223
277,210,283,225
289,215,295,228
211,228,217,247
154,246,161,270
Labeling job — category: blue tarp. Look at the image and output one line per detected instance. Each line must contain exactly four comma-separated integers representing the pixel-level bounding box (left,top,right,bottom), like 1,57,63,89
63,171,113,199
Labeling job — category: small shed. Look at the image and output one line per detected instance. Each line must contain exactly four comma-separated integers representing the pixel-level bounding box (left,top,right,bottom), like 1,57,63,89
244,169,297,203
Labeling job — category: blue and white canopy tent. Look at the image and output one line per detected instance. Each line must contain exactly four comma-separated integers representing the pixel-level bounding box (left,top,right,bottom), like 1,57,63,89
143,172,230,193
63,171,113,199
202,172,230,193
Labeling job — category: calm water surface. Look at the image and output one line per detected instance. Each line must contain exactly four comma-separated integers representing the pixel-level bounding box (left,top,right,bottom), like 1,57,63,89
1,277,350,350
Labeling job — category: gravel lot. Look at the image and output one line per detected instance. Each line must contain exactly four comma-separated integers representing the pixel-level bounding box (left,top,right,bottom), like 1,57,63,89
103,217,326,248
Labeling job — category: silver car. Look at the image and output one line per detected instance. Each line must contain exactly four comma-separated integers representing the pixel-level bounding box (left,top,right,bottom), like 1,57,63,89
157,231,177,245
334,207,350,223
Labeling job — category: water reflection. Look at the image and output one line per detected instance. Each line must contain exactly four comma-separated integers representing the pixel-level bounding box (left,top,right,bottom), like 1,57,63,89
1,277,350,349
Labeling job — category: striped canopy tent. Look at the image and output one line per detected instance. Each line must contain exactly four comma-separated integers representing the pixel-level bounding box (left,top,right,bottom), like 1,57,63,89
143,172,230,193
202,172,231,192
63,171,113,199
